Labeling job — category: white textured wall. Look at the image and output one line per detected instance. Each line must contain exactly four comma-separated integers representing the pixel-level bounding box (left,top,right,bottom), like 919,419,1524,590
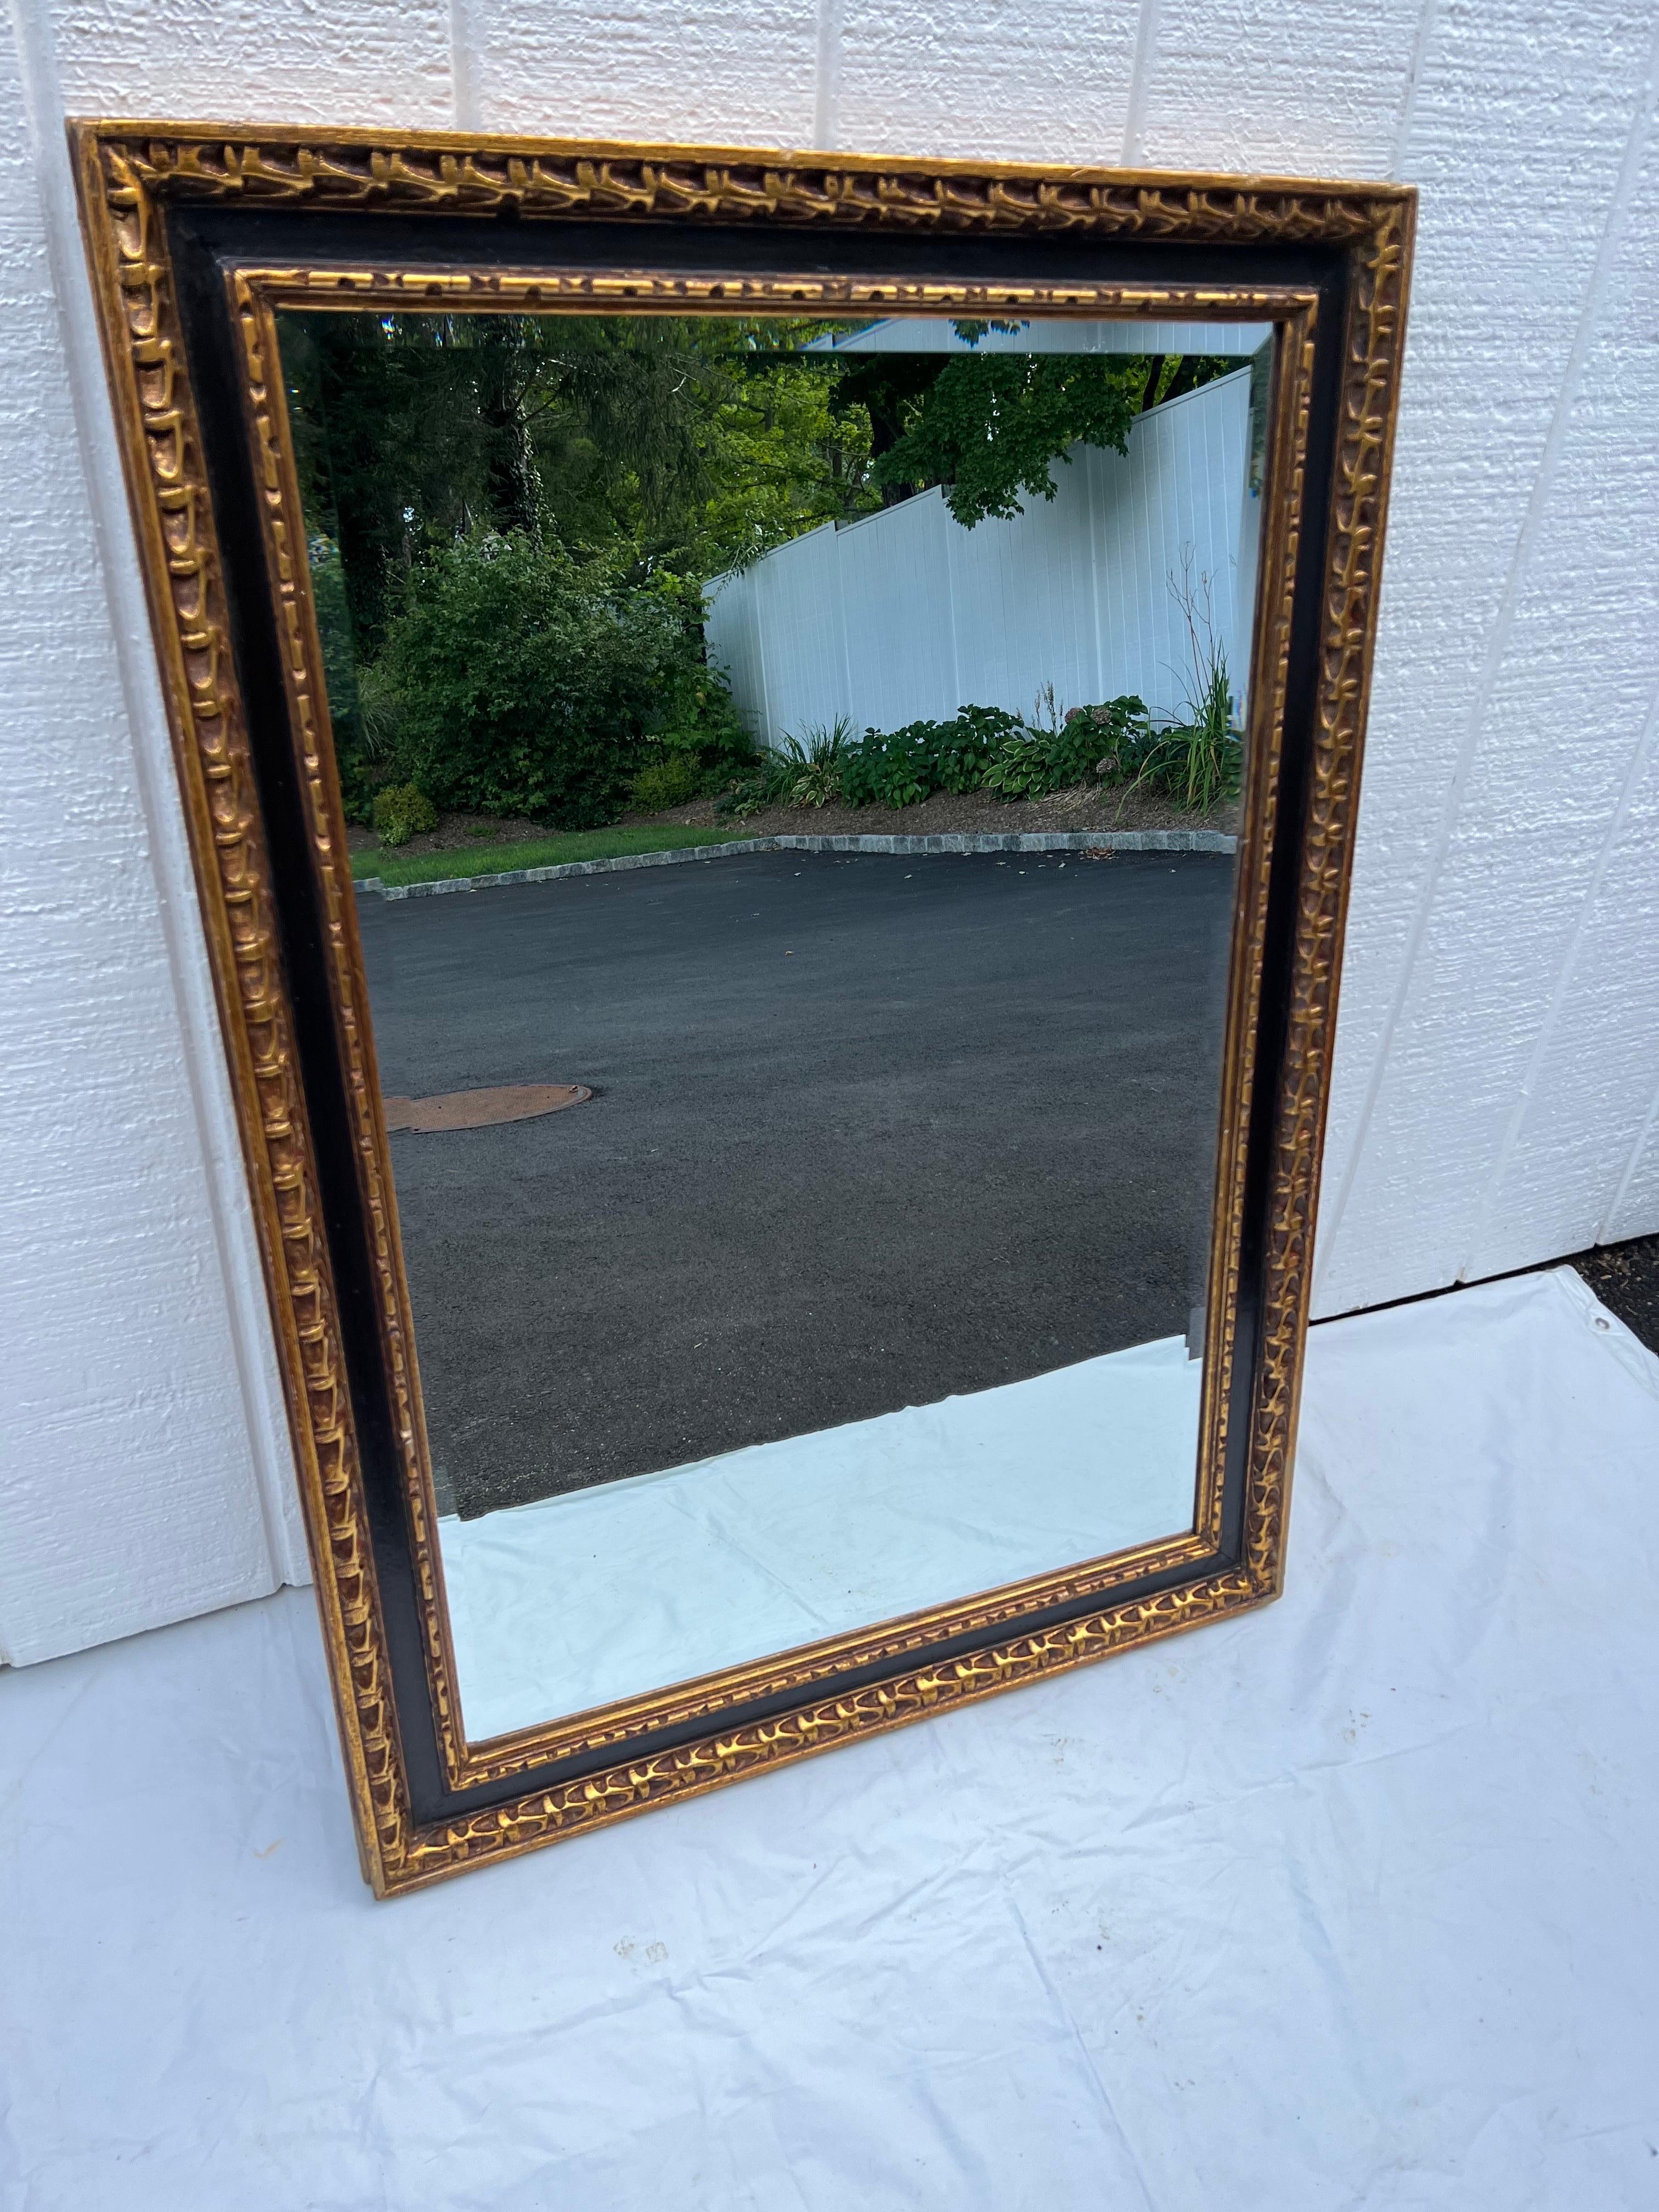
708,370,1254,746
0,7,309,1667
2,0,1655,1658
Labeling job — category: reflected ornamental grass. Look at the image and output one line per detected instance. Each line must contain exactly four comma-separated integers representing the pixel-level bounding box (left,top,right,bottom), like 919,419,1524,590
1113,558,1245,816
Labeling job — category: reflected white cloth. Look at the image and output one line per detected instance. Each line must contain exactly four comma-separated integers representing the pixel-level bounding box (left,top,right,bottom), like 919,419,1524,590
4,1268,1658,2209
440,1338,1203,1739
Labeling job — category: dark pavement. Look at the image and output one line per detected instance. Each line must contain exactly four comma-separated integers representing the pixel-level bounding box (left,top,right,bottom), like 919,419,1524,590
357,850,1235,1516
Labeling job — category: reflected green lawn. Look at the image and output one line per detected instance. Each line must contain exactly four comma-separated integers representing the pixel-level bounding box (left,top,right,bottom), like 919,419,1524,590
352,822,756,888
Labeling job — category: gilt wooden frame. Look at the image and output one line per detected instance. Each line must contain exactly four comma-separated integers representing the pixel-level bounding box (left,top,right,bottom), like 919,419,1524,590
71,121,1413,1894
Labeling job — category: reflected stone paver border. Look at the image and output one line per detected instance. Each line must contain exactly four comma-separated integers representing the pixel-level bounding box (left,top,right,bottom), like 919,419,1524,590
356,828,1237,901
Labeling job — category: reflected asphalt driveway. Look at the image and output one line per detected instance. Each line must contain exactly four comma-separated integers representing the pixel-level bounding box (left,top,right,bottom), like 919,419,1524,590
357,848,1234,1516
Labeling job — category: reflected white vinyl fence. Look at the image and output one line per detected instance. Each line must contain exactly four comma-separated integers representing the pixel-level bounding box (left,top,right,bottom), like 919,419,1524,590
705,367,1258,747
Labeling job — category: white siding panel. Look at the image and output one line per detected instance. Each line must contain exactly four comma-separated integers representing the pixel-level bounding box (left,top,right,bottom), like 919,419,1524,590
444,0,817,144
1457,111,1659,1277
832,0,1143,165
1607,1085,1659,1247
1133,0,1425,175
1311,1,1659,1313
1468,708,1659,1273
52,0,453,123
1,8,349,1663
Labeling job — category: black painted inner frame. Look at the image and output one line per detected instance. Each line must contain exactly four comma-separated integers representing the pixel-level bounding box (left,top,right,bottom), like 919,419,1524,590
165,198,1348,1825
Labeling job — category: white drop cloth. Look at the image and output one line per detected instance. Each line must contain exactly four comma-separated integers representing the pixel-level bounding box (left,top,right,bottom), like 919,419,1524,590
3,1266,1657,2209
441,1338,1201,1739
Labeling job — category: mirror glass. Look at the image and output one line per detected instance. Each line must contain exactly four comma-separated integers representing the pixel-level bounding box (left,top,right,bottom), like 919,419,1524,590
277,307,1270,1741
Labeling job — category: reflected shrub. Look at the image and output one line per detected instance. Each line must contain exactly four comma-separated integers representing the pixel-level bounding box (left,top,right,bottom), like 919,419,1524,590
629,753,704,812
373,532,692,828
371,783,438,847
636,658,761,797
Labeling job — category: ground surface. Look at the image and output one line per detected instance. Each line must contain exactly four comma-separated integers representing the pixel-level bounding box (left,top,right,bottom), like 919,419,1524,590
1567,1232,1659,1352
358,848,1234,1517
15,1273,1657,2211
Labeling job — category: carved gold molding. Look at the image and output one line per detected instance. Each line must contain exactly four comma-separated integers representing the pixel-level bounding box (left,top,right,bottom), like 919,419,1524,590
238,264,1312,318
403,1568,1257,1886
1248,202,1412,1592
72,128,415,1878
72,121,1413,1892
95,121,1395,241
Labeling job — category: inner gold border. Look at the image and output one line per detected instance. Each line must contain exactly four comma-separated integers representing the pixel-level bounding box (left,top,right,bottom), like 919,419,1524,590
240,267,1314,1792
72,121,1413,1893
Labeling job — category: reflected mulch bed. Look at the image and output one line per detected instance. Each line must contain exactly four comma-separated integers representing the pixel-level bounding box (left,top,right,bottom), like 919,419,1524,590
346,811,545,860
624,782,1243,842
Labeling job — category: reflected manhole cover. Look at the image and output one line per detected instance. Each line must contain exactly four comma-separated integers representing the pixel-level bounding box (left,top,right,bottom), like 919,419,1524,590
382,1084,593,1133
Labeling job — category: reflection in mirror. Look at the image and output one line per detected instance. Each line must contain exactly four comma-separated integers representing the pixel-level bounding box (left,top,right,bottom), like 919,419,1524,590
278,308,1269,1741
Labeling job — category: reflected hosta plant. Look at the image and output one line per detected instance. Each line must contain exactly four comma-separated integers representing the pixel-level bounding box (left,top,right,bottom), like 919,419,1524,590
981,731,1052,800
931,704,1025,792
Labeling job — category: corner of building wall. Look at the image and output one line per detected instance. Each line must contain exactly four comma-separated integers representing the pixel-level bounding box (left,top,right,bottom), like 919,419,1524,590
5,0,311,1592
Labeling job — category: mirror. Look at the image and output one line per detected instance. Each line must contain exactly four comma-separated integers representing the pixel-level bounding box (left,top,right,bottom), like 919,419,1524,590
77,118,1409,1886
278,307,1267,1742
